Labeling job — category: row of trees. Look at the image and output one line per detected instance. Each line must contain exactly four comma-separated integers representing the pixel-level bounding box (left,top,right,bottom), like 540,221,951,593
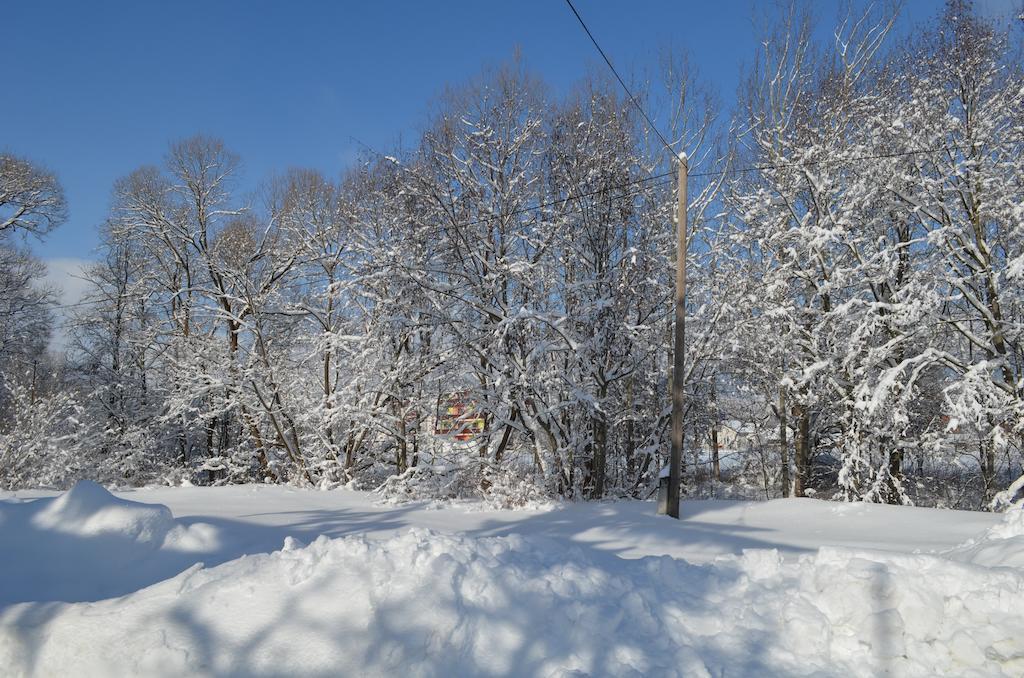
2,1,1022,509
59,63,711,500
722,1,1024,508
0,152,71,488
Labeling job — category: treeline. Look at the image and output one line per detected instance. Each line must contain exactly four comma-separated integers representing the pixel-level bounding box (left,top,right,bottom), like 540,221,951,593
1,1,1022,509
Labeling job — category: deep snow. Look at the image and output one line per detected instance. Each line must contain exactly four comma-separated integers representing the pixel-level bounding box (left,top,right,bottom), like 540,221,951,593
1,483,1022,676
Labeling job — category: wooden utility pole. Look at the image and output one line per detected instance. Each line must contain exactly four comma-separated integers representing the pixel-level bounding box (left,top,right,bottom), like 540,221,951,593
668,154,688,519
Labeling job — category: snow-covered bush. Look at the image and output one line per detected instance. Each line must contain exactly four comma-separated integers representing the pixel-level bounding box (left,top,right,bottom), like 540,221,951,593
376,460,552,508
0,375,83,489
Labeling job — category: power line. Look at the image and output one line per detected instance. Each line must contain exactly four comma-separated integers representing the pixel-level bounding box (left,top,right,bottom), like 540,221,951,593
49,298,104,311
563,0,676,156
347,134,676,228
688,142,987,178
458,170,675,228
39,139,1017,314
2,296,106,314
34,180,670,316
451,139,1013,225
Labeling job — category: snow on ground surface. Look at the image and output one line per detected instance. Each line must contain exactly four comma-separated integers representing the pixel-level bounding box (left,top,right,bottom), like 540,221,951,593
1,483,1022,677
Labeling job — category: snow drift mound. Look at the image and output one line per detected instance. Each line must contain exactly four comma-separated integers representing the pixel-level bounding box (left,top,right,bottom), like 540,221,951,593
947,508,1024,568
0,481,209,605
2,528,1022,677
29,480,175,546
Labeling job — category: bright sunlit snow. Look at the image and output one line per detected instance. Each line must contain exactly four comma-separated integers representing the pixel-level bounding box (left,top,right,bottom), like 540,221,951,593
3,3,1024,676
1,483,1021,677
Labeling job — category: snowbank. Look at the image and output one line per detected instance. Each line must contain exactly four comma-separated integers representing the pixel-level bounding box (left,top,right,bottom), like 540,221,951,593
1,485,1022,676
947,508,1024,568
0,481,216,605
29,479,175,545
3,524,1024,676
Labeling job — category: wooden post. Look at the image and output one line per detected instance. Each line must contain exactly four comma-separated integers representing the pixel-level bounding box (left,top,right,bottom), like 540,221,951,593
668,154,688,519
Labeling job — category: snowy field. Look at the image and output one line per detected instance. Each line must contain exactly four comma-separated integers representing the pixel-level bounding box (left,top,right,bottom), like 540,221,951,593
1,483,1022,677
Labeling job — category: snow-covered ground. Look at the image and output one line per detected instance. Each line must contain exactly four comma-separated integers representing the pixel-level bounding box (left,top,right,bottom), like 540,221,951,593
1,483,1022,676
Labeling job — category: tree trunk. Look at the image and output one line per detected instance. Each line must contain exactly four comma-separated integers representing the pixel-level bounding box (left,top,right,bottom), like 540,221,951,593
886,448,904,504
625,376,636,488
981,438,996,503
793,404,810,497
396,410,408,473
779,386,790,497
590,413,607,499
710,425,720,481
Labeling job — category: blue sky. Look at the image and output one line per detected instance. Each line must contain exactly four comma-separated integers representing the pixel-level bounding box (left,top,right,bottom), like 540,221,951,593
3,0,1019,275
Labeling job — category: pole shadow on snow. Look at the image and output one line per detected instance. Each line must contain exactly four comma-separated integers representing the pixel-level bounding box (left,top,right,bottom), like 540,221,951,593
468,500,813,561
1,492,816,675
869,561,898,676
147,532,784,677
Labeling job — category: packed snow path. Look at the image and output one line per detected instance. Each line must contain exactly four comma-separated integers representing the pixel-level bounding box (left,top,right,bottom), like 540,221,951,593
1,483,1022,676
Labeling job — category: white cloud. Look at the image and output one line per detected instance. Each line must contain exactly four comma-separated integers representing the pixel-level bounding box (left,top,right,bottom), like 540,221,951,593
42,257,95,352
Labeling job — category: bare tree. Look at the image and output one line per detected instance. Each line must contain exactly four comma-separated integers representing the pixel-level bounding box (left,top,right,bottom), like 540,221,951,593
0,154,67,237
